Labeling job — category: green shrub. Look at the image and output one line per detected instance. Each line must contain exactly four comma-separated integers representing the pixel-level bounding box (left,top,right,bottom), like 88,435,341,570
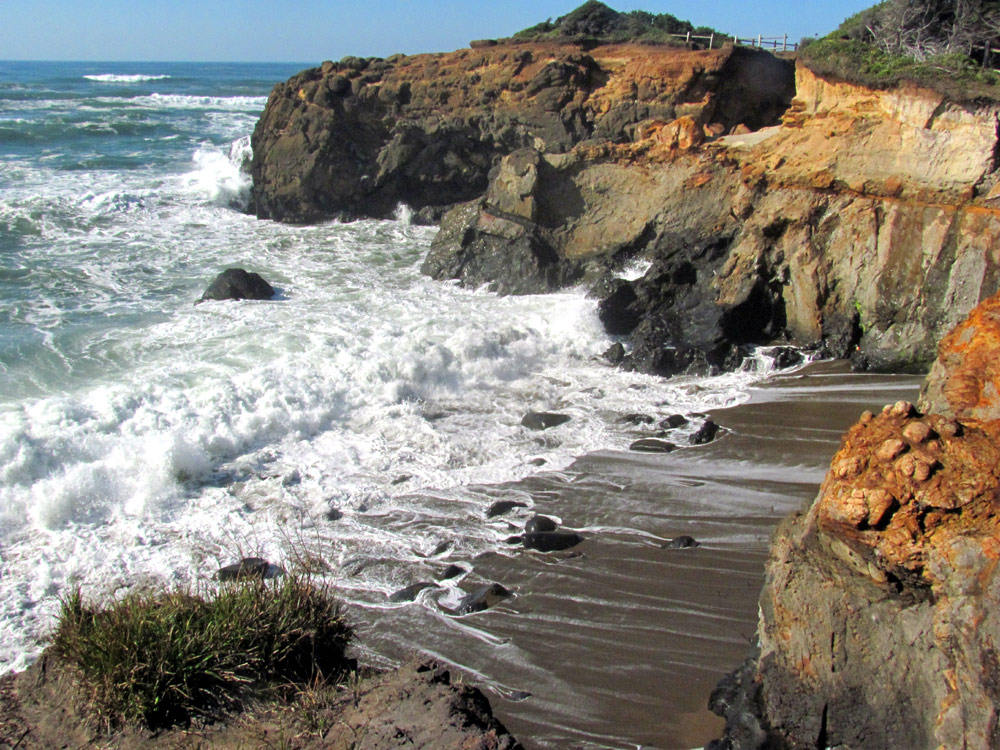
50,577,352,730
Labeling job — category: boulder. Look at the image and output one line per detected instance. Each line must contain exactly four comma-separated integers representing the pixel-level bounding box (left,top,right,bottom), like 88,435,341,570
438,564,466,581
690,420,723,445
710,398,1000,748
199,269,275,302
521,412,572,430
660,414,689,430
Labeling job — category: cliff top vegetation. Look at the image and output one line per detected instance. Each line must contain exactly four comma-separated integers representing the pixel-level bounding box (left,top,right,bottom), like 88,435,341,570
800,0,1000,100
508,1,728,47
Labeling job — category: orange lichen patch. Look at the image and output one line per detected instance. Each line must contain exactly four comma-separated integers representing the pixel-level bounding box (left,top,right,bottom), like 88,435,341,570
925,292,1000,421
814,403,1000,586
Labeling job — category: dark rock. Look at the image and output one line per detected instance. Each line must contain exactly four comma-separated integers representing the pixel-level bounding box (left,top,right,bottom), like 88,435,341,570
326,507,343,521
690,420,722,445
439,564,466,581
521,412,571,430
603,342,626,364
199,268,275,303
598,279,642,335
505,534,524,545
216,557,272,581
389,582,438,603
660,414,689,429
618,413,655,425
662,535,700,549
528,458,547,466
768,346,804,370
522,531,583,552
487,500,528,518
524,515,557,533
454,583,513,615
629,438,676,453
391,474,412,485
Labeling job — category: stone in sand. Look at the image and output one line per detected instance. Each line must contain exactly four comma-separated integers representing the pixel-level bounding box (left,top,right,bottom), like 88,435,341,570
487,500,528,518
662,535,700,549
690,419,722,445
630,438,677,453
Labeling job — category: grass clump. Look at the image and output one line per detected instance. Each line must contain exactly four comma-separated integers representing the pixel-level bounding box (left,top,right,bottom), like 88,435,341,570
50,577,352,731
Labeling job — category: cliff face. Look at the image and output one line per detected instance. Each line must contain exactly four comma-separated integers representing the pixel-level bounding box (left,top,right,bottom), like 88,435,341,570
709,293,1000,750
424,62,1000,374
249,44,793,222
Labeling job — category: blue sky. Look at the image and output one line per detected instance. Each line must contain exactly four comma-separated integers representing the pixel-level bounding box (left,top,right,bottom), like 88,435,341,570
3,1,876,62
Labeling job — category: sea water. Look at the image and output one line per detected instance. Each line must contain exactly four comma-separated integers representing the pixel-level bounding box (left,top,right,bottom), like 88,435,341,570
0,61,786,679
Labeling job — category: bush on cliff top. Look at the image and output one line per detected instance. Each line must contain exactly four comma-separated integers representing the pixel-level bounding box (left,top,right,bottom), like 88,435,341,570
50,577,353,730
511,1,728,46
801,1,1000,100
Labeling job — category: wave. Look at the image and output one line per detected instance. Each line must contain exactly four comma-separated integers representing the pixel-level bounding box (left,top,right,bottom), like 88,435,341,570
84,74,172,83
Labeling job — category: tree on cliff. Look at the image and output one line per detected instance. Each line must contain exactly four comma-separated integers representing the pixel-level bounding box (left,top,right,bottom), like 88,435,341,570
853,0,1000,64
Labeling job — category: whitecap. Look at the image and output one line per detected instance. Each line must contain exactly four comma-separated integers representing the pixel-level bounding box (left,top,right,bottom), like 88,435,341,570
83,74,172,83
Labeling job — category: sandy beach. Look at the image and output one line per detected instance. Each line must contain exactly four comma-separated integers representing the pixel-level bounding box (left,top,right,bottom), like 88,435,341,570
345,361,923,749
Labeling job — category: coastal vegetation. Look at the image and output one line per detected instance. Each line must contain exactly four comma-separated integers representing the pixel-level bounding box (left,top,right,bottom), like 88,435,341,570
49,577,352,730
509,0,728,46
800,0,1000,98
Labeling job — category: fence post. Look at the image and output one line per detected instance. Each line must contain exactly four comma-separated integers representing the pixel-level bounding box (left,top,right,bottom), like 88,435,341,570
757,34,762,47
709,33,714,49
686,31,691,43
783,33,787,51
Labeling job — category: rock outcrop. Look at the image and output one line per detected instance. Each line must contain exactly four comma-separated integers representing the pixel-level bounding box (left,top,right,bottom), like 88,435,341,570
0,657,521,749
425,62,1000,375
709,293,1000,750
250,43,794,223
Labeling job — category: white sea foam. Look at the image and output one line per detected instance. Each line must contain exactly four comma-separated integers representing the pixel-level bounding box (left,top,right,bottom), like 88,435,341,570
83,73,172,82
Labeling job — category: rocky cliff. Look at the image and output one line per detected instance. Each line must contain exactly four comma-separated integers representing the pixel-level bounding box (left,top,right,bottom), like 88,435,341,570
708,292,1000,750
424,62,1000,375
249,43,794,223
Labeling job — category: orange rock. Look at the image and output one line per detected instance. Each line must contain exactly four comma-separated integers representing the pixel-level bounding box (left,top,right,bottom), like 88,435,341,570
920,291,1000,421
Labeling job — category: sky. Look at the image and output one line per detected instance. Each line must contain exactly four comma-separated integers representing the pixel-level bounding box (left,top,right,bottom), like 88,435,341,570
1,1,877,63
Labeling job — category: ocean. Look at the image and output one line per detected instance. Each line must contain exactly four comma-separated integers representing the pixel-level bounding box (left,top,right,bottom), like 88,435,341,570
0,60,919,749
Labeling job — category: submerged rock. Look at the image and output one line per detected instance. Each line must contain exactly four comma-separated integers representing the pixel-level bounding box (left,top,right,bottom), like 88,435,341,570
388,582,439,603
522,531,583,552
487,500,528,518
199,268,275,302
521,412,572,430
629,438,677,453
453,583,513,615
661,535,700,549
524,514,557,533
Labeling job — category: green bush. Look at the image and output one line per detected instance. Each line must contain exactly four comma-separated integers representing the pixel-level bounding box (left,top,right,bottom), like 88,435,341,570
51,577,353,730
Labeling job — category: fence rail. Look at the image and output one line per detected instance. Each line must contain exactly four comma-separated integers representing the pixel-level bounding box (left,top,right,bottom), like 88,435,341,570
667,31,798,52
735,34,798,52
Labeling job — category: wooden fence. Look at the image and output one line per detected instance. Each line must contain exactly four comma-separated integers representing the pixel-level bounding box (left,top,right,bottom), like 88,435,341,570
735,34,798,52
668,32,799,52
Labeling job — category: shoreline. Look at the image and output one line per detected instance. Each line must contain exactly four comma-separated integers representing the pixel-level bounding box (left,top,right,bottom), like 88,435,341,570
343,360,924,749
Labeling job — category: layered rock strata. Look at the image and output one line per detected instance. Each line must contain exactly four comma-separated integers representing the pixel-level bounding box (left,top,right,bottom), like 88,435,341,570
426,63,1000,375
709,293,1000,750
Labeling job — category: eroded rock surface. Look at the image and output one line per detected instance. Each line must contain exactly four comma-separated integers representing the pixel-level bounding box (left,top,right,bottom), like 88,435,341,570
710,294,1000,750
250,44,793,223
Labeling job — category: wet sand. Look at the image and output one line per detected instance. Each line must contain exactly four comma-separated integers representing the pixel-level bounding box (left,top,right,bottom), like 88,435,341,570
348,362,922,750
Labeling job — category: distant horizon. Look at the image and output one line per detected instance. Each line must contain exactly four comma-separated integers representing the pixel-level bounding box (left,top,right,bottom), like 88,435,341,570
2,1,875,65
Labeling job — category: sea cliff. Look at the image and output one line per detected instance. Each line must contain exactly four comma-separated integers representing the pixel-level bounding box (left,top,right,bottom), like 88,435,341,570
252,42,1000,377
